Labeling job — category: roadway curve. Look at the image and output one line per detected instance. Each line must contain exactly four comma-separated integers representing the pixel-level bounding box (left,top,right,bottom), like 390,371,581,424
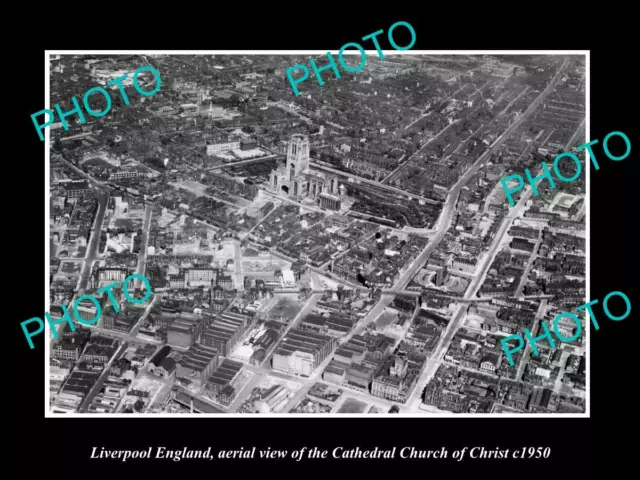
404,57,572,411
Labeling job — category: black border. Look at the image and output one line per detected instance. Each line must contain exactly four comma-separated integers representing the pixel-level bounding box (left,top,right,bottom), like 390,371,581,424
13,10,637,477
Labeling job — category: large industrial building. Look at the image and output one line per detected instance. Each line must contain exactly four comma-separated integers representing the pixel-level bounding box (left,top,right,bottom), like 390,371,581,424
272,328,336,377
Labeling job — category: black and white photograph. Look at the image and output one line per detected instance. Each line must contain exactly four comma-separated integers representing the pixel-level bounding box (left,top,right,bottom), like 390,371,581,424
44,52,588,416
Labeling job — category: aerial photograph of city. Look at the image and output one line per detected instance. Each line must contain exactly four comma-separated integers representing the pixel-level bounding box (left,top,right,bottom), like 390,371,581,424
46,52,587,416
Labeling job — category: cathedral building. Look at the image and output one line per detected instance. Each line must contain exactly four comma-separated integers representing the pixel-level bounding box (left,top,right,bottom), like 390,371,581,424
269,135,344,209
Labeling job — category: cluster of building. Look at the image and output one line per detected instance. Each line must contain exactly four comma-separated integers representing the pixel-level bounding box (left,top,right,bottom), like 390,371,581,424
323,333,393,389
319,330,427,404
404,308,447,355
273,328,336,377
50,330,123,413
443,329,506,375
479,249,531,298
289,382,343,414
332,231,428,287
48,53,587,415
274,215,375,268
371,349,427,403
424,356,585,414
249,204,321,249
470,299,536,336
238,383,292,414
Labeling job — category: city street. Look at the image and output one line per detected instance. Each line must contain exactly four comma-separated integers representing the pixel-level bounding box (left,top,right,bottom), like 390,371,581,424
516,299,548,380
82,322,161,345
259,292,324,368
514,239,542,297
134,205,153,284
130,295,159,337
77,192,109,295
402,80,469,132
50,191,109,348
402,59,572,411
403,165,559,411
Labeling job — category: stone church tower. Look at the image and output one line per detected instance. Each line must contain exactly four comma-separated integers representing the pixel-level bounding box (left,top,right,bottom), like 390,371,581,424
286,134,310,180
269,134,339,201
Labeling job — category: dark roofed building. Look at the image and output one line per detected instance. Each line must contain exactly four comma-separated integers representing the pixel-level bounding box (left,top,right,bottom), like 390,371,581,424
479,353,500,373
151,357,177,379
175,344,219,389
206,358,243,396
64,180,90,198
250,348,266,366
170,387,225,413
149,346,172,367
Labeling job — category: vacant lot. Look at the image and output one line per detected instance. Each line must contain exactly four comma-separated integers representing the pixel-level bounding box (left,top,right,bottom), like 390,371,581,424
337,398,368,414
375,310,398,330
266,296,302,322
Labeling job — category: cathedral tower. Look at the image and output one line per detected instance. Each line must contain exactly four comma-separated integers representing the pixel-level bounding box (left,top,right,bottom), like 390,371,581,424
286,134,310,180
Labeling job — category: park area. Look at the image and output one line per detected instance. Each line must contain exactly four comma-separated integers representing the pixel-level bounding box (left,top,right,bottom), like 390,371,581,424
443,275,468,294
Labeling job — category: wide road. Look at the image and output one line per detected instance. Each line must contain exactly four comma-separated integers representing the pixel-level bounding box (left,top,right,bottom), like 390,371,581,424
404,169,547,412
225,372,266,412
514,239,542,297
339,236,440,346
129,295,160,337
134,204,153,287
83,323,161,345
400,58,571,411
77,191,109,294
50,189,109,348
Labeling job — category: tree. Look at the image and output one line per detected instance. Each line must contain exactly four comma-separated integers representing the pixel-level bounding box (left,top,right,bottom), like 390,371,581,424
133,399,145,412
